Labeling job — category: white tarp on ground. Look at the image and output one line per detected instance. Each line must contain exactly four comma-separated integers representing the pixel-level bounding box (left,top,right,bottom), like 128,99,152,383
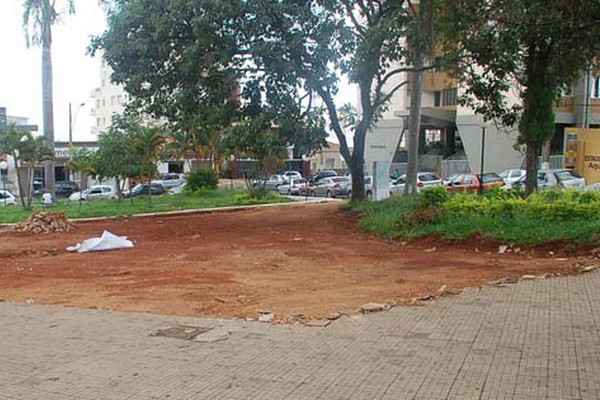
67,231,134,253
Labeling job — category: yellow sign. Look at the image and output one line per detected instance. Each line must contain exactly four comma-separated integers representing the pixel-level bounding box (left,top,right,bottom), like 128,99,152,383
566,128,600,184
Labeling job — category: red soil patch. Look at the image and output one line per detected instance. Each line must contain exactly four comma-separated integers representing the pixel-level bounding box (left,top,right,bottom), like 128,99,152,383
0,202,590,322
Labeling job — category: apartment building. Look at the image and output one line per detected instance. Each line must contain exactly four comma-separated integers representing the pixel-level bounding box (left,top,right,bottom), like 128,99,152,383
89,54,129,136
365,63,600,177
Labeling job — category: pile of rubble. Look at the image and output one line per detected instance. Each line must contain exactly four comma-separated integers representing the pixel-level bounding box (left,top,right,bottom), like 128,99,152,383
14,211,74,234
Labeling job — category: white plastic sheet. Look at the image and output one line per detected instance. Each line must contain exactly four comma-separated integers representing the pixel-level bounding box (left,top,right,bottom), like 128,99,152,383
67,230,134,253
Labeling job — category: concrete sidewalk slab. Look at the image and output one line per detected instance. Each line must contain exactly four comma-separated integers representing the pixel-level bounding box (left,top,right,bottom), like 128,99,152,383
0,270,599,399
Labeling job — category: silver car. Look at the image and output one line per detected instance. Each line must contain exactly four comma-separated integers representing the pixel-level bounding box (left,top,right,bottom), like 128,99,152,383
510,169,586,190
310,177,351,198
277,178,308,195
152,173,185,189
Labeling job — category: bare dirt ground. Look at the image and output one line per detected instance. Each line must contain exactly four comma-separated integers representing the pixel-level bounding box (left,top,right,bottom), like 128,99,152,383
0,202,588,322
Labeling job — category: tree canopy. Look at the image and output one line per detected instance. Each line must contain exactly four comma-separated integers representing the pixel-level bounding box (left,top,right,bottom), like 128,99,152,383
441,0,600,194
93,0,423,200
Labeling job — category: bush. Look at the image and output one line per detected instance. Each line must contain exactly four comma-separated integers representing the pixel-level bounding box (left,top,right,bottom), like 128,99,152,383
420,186,449,207
186,169,219,192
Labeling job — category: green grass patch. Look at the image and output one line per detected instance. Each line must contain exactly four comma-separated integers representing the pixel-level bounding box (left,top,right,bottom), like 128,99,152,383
350,188,600,246
0,189,290,224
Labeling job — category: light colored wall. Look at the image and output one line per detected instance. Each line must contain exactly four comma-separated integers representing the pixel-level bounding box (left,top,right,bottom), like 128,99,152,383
90,54,128,136
310,143,347,172
364,118,405,174
456,115,523,173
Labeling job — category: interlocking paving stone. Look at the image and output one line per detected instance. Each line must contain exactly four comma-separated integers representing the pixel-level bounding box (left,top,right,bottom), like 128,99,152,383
0,270,599,399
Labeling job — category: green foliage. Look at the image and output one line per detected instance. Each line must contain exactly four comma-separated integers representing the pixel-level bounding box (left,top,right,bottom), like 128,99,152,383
351,188,600,245
419,186,449,207
0,189,290,224
440,0,600,194
186,169,219,192
231,191,284,205
93,0,426,201
0,124,53,208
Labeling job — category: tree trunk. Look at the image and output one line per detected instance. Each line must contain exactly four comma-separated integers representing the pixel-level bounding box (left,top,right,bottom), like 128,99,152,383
404,0,432,196
350,122,367,200
42,22,55,194
541,140,551,169
524,141,538,196
11,154,27,209
405,56,424,195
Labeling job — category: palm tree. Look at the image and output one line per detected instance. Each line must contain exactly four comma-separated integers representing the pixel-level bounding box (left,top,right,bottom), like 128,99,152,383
0,124,53,209
68,147,97,190
133,127,165,204
19,135,54,208
23,0,75,195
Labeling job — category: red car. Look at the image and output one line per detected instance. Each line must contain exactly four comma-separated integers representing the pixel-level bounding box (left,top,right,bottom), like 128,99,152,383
446,173,505,193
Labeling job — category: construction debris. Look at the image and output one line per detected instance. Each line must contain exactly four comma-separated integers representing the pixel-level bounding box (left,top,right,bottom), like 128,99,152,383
14,212,74,234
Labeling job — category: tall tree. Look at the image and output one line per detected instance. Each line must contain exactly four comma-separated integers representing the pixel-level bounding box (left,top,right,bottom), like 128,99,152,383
441,0,600,195
93,0,423,201
94,115,142,199
23,0,75,194
405,0,436,195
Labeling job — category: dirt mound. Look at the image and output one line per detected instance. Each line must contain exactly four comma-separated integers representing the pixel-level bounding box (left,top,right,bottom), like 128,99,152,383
14,211,74,234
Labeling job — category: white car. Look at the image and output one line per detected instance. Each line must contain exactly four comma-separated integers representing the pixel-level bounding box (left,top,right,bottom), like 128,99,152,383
69,185,117,201
390,172,442,195
152,173,185,189
499,169,526,184
282,171,302,182
0,190,17,206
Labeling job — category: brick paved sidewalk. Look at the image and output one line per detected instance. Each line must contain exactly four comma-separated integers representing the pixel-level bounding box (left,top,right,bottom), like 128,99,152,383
1,270,599,400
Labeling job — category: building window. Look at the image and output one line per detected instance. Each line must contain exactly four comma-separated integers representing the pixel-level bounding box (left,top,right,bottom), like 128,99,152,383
434,91,441,107
325,158,335,169
102,99,105,106
442,88,458,106
96,118,101,126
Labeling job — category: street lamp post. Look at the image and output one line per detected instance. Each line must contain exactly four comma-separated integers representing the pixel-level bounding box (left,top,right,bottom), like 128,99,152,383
0,160,8,207
479,125,487,195
69,102,86,146
68,102,85,181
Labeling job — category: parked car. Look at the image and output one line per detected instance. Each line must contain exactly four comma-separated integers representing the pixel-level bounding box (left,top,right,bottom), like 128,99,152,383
277,178,309,195
347,175,374,199
54,181,80,198
499,169,526,184
123,183,166,198
308,170,338,183
0,190,17,206
584,182,600,192
389,172,442,196
69,185,117,201
33,178,44,196
309,176,351,198
169,182,187,194
152,173,185,189
447,173,505,193
511,169,586,190
281,171,303,182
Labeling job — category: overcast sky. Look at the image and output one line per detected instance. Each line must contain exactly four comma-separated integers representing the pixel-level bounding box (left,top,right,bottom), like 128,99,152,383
0,1,105,142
